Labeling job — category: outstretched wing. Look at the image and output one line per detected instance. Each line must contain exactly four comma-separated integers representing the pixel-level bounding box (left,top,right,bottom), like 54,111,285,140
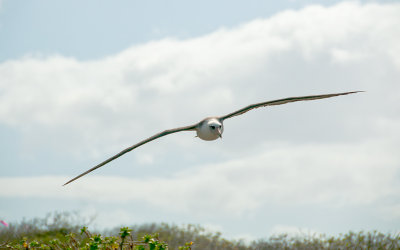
63,124,197,186
219,91,362,121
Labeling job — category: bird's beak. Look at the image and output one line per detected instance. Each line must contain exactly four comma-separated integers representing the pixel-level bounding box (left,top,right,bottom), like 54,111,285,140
217,128,222,138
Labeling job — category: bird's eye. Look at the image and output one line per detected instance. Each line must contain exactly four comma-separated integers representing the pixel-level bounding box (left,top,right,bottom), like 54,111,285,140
210,125,215,129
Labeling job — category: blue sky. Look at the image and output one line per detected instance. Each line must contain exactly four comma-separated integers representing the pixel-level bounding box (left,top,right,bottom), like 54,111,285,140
1,0,389,61
1,0,400,241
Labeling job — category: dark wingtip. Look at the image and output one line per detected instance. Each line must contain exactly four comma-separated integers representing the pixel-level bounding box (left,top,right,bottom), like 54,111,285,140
339,90,365,96
62,179,73,186
63,174,84,186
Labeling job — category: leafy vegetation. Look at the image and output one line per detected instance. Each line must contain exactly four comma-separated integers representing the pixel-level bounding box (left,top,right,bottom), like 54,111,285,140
0,212,399,249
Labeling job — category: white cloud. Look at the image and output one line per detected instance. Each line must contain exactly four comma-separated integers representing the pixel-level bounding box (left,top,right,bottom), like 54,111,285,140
1,139,398,219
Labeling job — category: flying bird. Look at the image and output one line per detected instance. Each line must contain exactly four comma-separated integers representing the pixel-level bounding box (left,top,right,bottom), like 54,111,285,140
63,91,361,185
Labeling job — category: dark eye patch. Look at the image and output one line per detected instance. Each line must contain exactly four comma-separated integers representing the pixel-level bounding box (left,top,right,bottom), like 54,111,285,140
210,125,215,129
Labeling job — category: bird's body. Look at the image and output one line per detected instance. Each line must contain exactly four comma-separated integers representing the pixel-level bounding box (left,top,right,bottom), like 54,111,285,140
64,91,362,186
196,118,223,141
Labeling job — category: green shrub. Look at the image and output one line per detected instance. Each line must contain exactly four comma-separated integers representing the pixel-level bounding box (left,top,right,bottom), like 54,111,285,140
1,212,399,249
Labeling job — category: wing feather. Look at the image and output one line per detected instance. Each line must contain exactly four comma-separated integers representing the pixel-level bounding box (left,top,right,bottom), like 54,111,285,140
219,91,362,121
63,124,197,185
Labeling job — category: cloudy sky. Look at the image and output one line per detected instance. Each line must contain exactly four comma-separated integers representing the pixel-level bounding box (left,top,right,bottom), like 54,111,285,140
1,0,399,240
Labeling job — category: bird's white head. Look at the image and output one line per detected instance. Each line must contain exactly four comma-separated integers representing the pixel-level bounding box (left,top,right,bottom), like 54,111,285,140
196,118,223,141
